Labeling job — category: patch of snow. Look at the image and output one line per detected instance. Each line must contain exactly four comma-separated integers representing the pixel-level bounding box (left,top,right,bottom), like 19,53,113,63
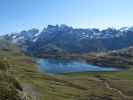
120,27,129,32
33,37,38,42
12,36,24,43
34,32,41,37
93,32,102,36
12,35,17,39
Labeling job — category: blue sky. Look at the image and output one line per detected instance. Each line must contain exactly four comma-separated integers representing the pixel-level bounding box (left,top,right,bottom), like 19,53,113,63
0,0,133,34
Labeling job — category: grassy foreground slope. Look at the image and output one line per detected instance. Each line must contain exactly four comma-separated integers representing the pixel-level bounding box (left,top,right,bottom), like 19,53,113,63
1,38,133,100
0,39,93,100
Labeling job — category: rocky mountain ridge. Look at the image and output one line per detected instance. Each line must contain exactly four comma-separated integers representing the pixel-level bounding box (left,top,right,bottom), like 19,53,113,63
4,25,133,56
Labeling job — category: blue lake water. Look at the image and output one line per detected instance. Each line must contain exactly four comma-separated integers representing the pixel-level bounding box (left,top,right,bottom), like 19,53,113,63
37,58,120,74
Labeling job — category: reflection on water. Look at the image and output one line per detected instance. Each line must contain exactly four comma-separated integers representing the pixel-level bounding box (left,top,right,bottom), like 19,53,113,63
37,58,119,74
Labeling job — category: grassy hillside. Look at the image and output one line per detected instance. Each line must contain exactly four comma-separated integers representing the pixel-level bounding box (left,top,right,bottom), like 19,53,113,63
1,39,133,100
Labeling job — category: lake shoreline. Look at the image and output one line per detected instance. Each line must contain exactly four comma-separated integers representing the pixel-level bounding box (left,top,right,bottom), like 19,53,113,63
37,52,131,69
35,57,123,74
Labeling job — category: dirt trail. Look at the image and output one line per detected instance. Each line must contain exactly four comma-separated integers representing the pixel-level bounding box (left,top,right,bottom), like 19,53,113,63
95,78,132,100
21,84,39,100
104,81,128,99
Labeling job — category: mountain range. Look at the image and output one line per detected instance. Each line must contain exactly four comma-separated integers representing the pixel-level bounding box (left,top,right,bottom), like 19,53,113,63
4,25,133,56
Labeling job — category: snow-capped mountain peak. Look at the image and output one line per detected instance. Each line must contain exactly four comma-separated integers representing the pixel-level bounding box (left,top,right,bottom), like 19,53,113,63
4,25,133,55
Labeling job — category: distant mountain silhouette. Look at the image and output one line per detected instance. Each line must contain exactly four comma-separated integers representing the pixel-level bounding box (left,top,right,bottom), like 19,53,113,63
4,25,133,56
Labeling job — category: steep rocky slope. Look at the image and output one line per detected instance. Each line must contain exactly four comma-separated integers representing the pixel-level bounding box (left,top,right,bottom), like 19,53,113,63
4,25,133,56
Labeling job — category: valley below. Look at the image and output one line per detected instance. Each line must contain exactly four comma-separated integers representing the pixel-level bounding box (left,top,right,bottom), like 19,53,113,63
30,48,133,100
2,48,133,100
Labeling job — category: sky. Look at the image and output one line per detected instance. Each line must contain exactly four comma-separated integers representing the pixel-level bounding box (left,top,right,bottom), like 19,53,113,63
0,0,133,34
